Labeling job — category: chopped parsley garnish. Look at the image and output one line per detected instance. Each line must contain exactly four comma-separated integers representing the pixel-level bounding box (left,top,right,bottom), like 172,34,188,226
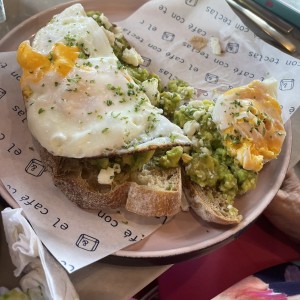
66,87,78,92
127,89,135,96
231,100,243,107
105,99,113,106
48,52,54,62
64,33,76,46
82,61,93,67
117,61,124,70
134,98,146,112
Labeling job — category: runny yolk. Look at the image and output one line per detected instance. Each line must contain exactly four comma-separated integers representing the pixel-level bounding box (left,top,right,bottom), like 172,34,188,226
17,41,79,84
221,81,285,172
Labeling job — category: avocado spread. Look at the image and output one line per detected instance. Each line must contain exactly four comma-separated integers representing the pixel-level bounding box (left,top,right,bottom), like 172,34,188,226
86,9,256,202
159,146,183,168
174,100,257,205
91,146,182,170
0,289,30,300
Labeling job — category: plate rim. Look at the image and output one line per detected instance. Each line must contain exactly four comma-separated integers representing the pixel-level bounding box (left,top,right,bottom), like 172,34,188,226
0,0,292,261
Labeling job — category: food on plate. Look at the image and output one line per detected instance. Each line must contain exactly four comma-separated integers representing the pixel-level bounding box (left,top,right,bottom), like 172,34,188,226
189,36,208,51
212,79,286,172
175,79,286,224
17,4,190,159
37,144,184,217
16,4,193,217
209,36,222,55
16,4,286,223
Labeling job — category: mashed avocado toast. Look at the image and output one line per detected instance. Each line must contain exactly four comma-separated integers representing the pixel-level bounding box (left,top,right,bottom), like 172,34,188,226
17,4,285,223
173,78,285,224
174,100,258,224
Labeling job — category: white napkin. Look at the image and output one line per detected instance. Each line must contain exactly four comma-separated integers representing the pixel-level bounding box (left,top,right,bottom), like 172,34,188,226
1,207,79,300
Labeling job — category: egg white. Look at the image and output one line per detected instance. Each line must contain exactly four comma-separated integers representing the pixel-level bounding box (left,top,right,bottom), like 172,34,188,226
18,4,190,158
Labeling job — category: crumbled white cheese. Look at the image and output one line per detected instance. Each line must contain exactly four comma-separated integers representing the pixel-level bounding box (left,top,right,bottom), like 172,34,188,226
103,28,115,45
200,147,211,155
209,37,222,55
208,106,214,114
190,100,204,108
142,78,160,106
191,136,199,147
100,13,112,29
193,110,205,121
112,25,123,39
122,48,144,67
183,120,199,137
115,40,124,49
97,163,121,185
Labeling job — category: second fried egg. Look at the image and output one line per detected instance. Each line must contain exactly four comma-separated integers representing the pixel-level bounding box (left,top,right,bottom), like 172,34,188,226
212,79,286,172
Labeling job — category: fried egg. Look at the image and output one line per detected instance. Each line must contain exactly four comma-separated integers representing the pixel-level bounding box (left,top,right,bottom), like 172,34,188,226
212,79,286,172
17,4,190,158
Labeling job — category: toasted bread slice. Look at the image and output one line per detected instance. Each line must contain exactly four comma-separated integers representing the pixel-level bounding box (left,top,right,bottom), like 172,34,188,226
38,143,130,209
37,142,182,217
182,172,242,225
126,167,182,217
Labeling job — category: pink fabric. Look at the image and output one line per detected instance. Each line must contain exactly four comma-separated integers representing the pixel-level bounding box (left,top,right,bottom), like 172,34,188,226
158,216,300,300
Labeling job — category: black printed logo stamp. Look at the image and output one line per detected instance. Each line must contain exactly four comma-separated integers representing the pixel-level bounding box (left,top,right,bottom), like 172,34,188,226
141,56,151,67
25,159,46,177
0,62,7,69
76,234,99,251
226,42,239,53
205,73,219,84
162,32,175,42
279,79,294,91
0,88,6,99
185,0,198,6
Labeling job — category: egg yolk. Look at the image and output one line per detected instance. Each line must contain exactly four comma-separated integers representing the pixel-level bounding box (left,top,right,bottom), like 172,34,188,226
221,81,285,172
17,41,79,86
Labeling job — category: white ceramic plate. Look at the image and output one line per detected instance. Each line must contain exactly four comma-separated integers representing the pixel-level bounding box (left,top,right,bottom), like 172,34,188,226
0,0,292,263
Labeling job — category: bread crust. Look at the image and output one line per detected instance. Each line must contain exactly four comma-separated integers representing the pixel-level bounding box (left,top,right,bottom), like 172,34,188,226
182,171,242,225
54,177,131,209
36,141,183,216
37,142,130,209
126,168,182,217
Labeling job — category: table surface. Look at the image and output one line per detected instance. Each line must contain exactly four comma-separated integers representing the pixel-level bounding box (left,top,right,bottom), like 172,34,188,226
0,1,299,299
